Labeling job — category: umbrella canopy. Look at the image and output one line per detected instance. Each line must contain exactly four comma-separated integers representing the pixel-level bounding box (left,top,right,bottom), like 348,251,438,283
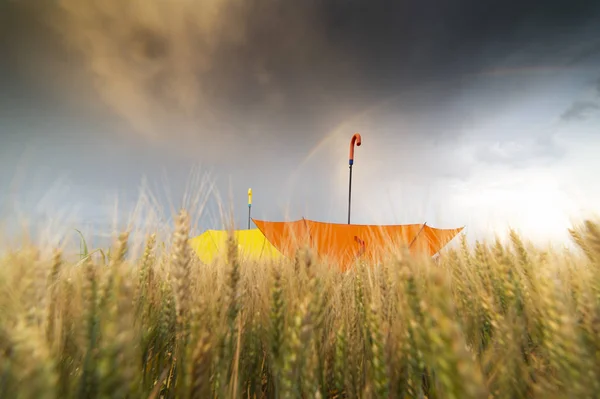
189,228,284,264
252,218,463,271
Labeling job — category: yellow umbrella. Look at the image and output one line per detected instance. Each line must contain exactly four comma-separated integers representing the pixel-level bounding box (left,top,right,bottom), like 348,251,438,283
189,188,283,264
189,228,284,264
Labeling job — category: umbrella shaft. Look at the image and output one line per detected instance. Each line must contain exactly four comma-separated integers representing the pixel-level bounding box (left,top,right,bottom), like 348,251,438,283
348,165,353,224
248,205,251,229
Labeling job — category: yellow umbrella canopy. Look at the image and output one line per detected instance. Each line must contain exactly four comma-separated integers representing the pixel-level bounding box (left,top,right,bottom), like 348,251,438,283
189,228,284,264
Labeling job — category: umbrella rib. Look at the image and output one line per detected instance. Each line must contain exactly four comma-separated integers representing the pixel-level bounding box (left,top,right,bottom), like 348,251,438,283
408,222,427,250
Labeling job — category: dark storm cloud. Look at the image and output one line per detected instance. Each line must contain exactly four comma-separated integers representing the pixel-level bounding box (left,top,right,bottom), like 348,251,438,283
560,100,600,121
4,1,356,150
4,0,600,153
565,39,600,66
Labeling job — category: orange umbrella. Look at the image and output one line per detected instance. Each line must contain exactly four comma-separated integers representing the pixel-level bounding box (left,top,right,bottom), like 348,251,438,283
253,133,464,271
252,218,463,271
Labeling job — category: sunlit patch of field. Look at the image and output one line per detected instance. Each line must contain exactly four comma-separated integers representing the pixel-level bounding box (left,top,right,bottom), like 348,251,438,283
1,196,600,398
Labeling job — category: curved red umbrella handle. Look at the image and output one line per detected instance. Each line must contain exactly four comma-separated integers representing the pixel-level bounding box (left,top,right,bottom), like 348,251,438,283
349,133,362,165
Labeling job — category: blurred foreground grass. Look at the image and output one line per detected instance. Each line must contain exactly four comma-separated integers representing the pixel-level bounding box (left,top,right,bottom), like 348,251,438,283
2,209,600,399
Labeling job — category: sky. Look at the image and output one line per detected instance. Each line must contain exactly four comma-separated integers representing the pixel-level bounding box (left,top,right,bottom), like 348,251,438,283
1,0,600,250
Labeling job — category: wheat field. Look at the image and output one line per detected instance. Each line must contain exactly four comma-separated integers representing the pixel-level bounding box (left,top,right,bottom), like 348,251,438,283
1,207,600,399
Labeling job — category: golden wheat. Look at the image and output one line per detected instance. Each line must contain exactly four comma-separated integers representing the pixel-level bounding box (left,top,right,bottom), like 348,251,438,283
1,210,600,398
